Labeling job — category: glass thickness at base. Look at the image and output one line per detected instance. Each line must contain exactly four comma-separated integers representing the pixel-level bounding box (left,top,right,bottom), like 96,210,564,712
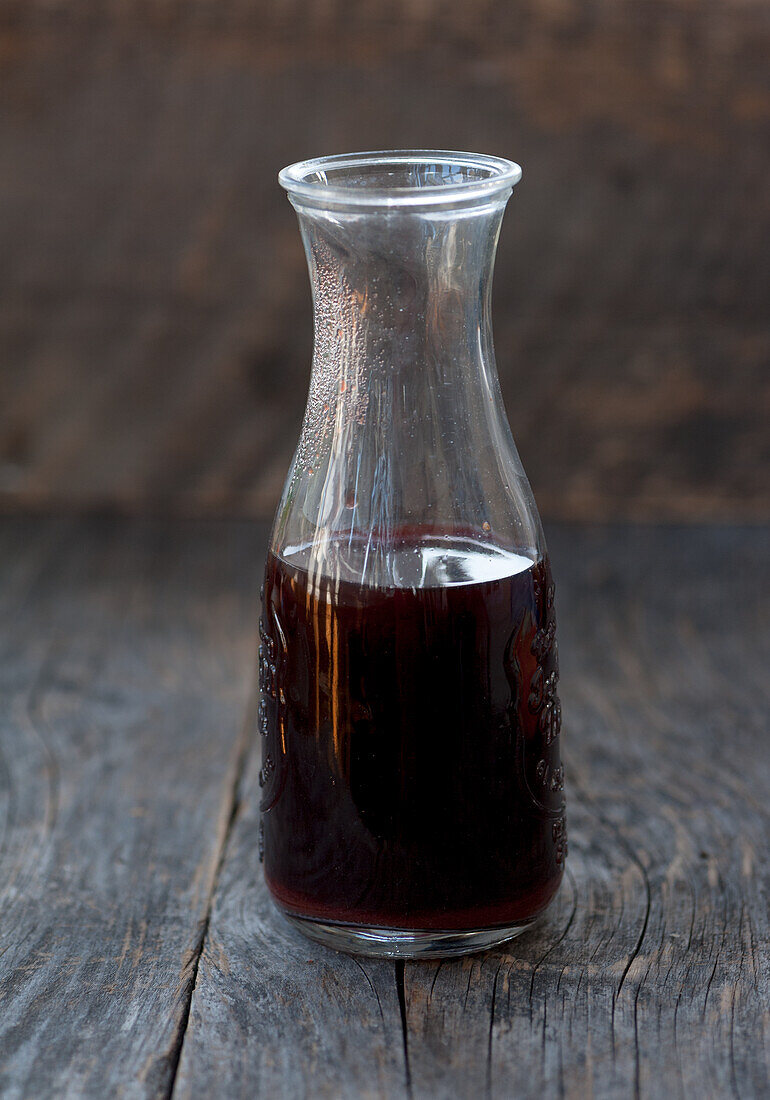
278,906,541,959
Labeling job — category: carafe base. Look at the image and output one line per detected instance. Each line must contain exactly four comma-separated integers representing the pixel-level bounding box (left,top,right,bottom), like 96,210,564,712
278,907,541,959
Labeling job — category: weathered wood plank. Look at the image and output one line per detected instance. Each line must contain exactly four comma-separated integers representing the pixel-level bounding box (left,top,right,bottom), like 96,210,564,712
173,742,408,1099
177,524,770,1098
0,517,263,1098
401,524,770,1099
0,4,768,522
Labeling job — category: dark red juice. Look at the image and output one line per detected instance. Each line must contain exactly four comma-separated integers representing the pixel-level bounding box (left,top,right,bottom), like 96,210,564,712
258,531,566,930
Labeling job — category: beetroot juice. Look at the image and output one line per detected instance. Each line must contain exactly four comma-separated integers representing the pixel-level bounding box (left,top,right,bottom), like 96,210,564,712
258,530,566,933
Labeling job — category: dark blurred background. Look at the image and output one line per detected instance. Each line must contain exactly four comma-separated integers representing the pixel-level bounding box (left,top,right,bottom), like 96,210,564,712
1,0,768,524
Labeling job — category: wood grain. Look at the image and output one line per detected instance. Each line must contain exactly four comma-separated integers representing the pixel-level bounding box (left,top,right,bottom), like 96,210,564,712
0,516,262,1098
177,523,770,1098
0,3,768,522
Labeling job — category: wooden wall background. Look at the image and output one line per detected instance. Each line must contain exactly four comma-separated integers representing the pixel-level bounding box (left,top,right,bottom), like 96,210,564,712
1,0,768,522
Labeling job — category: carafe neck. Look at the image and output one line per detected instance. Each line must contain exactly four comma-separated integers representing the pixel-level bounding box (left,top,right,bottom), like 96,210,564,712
272,152,543,579
297,201,505,393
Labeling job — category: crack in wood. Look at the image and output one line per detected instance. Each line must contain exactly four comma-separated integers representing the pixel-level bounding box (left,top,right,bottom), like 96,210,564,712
486,962,503,1097
395,961,413,1098
165,691,256,1100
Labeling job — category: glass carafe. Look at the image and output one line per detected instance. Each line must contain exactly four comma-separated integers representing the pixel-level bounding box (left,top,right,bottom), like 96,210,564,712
259,151,566,958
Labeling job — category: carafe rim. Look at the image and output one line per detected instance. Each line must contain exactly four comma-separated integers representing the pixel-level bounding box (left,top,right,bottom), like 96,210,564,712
279,149,522,211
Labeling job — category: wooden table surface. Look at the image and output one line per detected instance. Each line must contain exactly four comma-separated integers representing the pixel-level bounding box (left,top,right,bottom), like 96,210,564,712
0,516,767,1099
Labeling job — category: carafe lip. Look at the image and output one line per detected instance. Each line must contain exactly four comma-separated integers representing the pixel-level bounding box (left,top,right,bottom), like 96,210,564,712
279,149,522,210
